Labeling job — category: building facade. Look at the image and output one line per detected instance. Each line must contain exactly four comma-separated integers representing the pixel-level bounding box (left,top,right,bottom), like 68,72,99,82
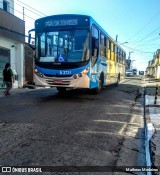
0,0,25,88
146,49,160,79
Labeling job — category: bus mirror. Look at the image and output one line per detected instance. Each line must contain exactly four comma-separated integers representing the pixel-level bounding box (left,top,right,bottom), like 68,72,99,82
28,29,35,50
31,41,35,45
28,33,31,44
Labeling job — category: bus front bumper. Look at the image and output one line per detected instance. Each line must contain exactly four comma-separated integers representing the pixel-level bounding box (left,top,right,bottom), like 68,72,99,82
35,74,90,88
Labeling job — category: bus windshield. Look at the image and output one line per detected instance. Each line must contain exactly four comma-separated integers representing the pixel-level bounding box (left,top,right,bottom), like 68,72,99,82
36,30,90,63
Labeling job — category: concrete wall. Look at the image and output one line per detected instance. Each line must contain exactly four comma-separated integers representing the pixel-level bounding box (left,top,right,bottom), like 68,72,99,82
24,44,34,84
0,8,25,43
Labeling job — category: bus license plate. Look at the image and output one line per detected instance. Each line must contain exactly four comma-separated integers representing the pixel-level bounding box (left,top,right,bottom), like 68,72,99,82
54,80,62,84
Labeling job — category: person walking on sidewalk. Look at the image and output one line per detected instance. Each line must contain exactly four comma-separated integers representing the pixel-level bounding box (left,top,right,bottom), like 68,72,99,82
3,63,13,96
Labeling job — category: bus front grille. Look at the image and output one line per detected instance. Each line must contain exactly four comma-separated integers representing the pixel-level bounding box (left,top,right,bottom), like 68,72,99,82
46,79,70,85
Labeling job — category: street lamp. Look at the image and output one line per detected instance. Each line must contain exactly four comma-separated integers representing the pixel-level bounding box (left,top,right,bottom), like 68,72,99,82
115,35,128,45
120,42,128,45
128,51,134,59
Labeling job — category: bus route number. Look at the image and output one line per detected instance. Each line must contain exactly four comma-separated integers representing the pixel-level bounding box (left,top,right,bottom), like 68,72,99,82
60,71,71,75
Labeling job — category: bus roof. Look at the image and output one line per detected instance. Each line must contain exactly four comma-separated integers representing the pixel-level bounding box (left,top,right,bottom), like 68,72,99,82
35,14,126,53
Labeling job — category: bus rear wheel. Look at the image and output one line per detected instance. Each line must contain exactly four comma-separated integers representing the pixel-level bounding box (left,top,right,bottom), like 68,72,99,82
56,87,66,93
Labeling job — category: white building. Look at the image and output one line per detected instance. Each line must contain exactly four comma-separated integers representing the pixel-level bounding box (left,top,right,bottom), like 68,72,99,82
146,49,160,79
154,50,160,79
0,0,25,88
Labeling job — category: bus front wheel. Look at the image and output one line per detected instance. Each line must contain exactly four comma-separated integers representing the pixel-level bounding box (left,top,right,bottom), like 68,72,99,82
56,87,66,93
92,78,103,94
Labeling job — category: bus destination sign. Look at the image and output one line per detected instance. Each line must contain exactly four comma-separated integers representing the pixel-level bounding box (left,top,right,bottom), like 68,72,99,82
45,19,78,27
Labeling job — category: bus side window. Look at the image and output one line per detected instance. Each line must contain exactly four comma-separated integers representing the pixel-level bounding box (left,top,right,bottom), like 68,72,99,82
46,36,52,57
91,26,99,67
119,50,122,63
108,39,111,60
100,33,106,58
117,48,119,63
115,45,117,62
92,37,98,56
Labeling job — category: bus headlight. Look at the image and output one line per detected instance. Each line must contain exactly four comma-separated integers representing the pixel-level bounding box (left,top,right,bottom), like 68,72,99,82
78,73,82,77
34,68,44,78
77,68,89,78
73,74,77,79
34,69,38,73
82,68,89,75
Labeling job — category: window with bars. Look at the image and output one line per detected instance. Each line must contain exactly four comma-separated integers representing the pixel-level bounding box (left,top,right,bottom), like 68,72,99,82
3,0,9,12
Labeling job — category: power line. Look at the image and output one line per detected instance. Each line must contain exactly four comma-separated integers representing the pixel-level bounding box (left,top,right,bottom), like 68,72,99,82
15,2,42,17
129,26,160,44
122,44,155,54
0,1,40,21
14,1,45,18
126,8,160,42
131,37,160,48
14,0,48,33
16,0,47,17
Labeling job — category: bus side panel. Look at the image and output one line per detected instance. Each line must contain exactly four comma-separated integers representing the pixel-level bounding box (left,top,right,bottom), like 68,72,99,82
99,58,107,86
89,58,107,89
89,63,98,89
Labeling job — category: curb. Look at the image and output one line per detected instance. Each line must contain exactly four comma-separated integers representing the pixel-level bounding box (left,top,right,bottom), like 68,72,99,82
144,88,152,175
143,83,160,174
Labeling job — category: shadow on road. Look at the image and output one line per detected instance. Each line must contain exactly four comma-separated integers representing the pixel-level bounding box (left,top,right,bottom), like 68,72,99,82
0,77,147,175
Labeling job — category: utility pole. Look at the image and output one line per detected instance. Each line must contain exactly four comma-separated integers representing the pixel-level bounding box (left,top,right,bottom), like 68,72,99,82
116,35,118,42
126,52,130,70
23,7,25,21
127,51,134,70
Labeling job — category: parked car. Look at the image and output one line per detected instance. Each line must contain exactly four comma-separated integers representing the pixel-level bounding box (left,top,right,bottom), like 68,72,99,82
126,69,133,77
139,71,144,75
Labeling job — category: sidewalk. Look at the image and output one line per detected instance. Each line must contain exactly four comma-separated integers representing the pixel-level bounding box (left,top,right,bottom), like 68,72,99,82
0,87,33,98
0,85,54,99
143,77,160,174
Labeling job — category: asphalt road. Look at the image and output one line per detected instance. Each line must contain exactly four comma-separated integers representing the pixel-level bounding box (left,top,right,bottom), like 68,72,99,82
0,76,146,175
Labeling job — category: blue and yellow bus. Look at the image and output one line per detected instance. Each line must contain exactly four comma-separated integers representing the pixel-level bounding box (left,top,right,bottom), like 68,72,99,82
28,14,126,93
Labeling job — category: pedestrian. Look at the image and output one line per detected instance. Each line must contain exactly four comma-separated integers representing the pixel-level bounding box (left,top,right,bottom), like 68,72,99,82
3,63,13,96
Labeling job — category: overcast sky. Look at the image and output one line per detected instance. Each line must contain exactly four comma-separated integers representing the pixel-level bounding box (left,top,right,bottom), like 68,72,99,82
14,0,160,71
